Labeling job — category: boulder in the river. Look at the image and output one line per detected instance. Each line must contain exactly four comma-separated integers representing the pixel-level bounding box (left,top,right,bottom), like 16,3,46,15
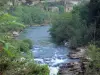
12,31,19,37
49,67,59,75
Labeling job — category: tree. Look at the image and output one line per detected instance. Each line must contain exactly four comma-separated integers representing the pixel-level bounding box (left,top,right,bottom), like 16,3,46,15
13,5,47,25
88,0,100,45
50,12,72,44
50,2,90,47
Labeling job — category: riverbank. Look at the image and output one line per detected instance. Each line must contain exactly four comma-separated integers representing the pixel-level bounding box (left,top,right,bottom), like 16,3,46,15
17,25,88,75
58,47,88,75
18,25,80,75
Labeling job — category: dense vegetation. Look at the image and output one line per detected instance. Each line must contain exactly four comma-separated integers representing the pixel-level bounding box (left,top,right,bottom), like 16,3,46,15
0,0,49,75
50,2,89,48
84,45,100,75
50,0,100,47
0,13,24,32
0,0,100,75
50,0,100,75
8,0,63,26
12,6,48,25
50,1,100,47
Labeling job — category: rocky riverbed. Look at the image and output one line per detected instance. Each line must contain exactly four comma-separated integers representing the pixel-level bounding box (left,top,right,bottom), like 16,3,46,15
58,47,89,75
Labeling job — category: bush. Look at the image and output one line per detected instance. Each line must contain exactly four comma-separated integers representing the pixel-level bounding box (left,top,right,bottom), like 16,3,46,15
82,45,100,75
27,64,50,75
0,37,50,75
19,41,30,52
23,39,33,49
0,56,50,75
0,13,25,33
87,45,100,68
0,33,49,75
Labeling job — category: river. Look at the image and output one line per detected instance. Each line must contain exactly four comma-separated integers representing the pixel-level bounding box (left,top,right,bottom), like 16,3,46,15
18,25,76,75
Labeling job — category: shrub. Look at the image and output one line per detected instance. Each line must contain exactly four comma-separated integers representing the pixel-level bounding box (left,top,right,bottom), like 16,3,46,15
0,37,50,75
23,39,33,49
0,13,25,33
19,41,30,52
81,45,100,75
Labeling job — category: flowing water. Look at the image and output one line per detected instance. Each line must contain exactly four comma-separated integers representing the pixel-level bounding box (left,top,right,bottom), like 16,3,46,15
18,25,76,75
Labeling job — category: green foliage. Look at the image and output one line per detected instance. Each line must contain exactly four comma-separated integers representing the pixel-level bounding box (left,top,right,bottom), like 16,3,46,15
0,12,49,75
23,39,33,49
83,45,100,75
0,13,25,32
27,64,49,75
0,1,50,75
88,45,100,68
68,4,89,47
0,34,50,75
57,5,64,14
50,12,72,44
18,39,33,53
13,5,47,25
50,0,100,48
19,41,30,52
0,55,50,75
50,3,89,47
87,0,100,46
0,33,30,56
0,0,9,10
0,34,17,57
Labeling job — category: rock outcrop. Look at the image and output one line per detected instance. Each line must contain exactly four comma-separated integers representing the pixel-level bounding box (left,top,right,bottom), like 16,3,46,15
12,31,19,37
68,47,86,59
58,47,88,75
58,62,82,75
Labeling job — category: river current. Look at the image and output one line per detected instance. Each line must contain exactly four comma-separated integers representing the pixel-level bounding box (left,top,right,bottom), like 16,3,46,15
18,25,76,75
